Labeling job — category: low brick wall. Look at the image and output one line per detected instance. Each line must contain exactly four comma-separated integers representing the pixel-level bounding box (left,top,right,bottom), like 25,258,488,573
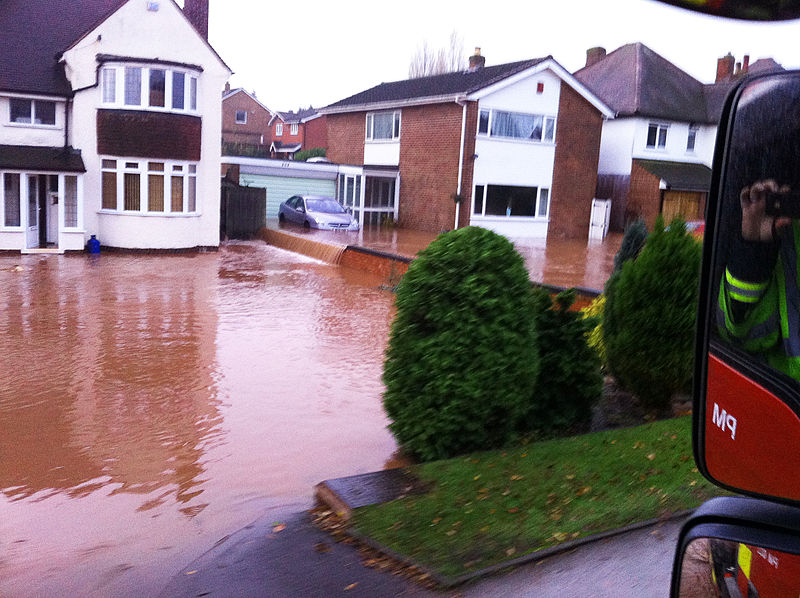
339,246,410,284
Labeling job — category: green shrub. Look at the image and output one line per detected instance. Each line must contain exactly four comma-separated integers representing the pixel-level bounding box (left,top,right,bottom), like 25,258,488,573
524,288,602,435
613,219,648,273
603,217,701,410
582,294,607,367
382,227,539,461
293,147,326,162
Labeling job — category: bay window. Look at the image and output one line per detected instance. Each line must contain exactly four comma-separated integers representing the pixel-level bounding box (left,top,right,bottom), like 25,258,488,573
101,158,198,214
477,109,555,143
473,184,550,218
102,64,199,113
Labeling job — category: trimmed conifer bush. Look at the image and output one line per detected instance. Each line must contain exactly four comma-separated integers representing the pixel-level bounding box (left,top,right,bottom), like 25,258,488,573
382,226,539,461
603,218,701,410
524,288,602,435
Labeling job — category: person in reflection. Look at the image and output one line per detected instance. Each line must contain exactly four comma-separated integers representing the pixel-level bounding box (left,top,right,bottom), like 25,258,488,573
718,178,800,378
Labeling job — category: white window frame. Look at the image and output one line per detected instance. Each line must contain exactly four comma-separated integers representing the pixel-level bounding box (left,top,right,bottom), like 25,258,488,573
7,98,58,128
646,123,669,149
275,123,283,136
365,110,401,142
290,123,298,135
686,125,699,153
99,157,200,216
476,108,556,144
472,183,551,219
235,110,247,124
101,64,200,115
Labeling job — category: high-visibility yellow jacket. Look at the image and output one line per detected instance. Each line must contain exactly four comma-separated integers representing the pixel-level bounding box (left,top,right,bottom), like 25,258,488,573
718,221,800,379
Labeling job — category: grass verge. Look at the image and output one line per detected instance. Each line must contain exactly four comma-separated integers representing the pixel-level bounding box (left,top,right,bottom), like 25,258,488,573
351,415,723,579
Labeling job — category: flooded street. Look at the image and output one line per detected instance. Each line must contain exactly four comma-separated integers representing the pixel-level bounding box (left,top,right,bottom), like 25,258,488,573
0,243,398,597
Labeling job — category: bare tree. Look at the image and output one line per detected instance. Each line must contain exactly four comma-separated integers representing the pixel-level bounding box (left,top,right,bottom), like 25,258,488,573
408,31,466,78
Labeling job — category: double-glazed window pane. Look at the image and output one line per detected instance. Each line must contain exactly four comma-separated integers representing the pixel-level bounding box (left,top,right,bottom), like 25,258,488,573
485,184,538,216
64,176,78,227
473,185,485,215
148,163,165,212
478,110,489,134
190,77,197,110
9,99,32,123
372,112,395,139
34,101,55,125
102,170,116,209
188,165,197,212
491,111,542,141
149,69,166,107
171,176,184,212
125,67,142,105
124,173,140,210
538,188,550,217
647,124,668,148
102,68,116,103
4,173,21,226
172,72,185,110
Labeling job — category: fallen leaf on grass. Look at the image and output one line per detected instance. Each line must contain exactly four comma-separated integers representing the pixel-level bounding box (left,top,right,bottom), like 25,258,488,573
690,480,697,486
647,453,656,461
510,474,524,481
576,486,592,496
446,529,458,536
502,489,511,496
564,474,575,480
633,441,645,449
552,532,569,542
680,455,690,462
508,507,520,514
473,475,481,481
431,518,441,525
506,548,516,557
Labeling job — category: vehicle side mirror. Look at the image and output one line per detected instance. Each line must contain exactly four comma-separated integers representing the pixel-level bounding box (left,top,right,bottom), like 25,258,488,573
671,497,800,597
695,71,800,504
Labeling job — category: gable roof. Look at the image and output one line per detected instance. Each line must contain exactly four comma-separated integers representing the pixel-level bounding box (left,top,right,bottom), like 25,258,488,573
222,88,275,115
574,42,734,124
323,56,613,118
276,107,319,123
0,0,229,97
324,58,550,111
0,0,127,96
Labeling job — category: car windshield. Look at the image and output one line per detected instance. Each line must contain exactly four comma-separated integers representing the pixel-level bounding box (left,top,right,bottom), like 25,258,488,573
305,198,346,213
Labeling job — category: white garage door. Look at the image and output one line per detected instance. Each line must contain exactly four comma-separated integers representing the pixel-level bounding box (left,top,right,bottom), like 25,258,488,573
239,173,336,219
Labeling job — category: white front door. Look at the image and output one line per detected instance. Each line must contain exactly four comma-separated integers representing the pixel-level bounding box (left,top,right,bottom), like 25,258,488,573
338,173,363,226
26,175,39,248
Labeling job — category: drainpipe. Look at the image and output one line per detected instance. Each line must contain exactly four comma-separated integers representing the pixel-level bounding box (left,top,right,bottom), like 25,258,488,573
455,97,468,230
64,96,71,148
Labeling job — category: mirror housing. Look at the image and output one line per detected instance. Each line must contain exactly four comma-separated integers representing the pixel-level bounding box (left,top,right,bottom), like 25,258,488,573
671,497,800,597
656,0,800,20
695,71,800,505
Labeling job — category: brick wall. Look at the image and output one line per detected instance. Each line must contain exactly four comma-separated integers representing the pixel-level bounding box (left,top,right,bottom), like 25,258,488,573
222,92,272,146
304,115,328,151
97,110,201,160
326,112,365,165
548,83,603,239
397,103,464,232
629,159,663,229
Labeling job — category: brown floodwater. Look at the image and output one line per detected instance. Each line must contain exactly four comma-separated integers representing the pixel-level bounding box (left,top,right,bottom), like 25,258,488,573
0,243,398,597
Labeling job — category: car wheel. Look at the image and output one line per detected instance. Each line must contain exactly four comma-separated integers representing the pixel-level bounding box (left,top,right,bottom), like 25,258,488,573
303,220,311,229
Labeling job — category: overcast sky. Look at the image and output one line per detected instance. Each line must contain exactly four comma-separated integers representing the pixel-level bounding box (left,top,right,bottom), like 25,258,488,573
206,0,800,111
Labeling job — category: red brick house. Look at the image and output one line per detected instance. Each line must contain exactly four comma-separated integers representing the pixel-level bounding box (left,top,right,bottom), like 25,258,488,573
269,108,327,159
320,50,613,238
221,86,275,156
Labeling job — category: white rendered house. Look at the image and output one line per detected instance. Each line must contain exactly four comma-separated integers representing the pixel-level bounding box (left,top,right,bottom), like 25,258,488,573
0,0,230,252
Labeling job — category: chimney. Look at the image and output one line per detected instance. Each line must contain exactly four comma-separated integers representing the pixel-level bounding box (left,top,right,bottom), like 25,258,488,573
468,47,485,71
743,54,750,73
716,53,735,82
224,82,231,94
183,0,209,39
585,47,607,68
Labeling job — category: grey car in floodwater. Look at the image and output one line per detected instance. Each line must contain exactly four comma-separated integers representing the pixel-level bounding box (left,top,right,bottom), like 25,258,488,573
278,195,359,230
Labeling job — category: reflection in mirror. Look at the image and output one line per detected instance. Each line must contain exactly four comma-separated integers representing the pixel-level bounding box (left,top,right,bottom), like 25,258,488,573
715,75,800,381
658,0,800,21
679,537,800,598
702,73,800,502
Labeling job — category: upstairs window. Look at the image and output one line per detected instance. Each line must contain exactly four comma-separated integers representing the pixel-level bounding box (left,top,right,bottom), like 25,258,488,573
647,123,669,149
9,99,56,125
276,123,283,136
477,109,555,143
103,65,199,114
290,123,298,135
366,111,401,141
235,110,247,124
687,125,698,152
